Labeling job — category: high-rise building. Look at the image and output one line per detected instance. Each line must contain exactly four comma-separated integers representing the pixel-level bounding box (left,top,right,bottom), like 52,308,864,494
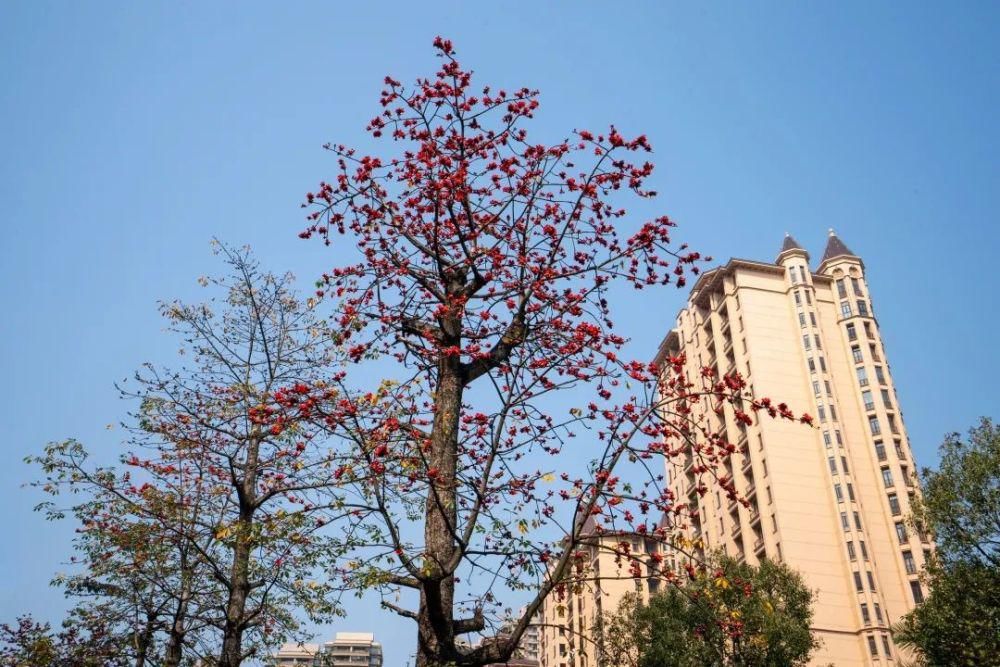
537,516,676,667
654,232,930,665
272,632,383,667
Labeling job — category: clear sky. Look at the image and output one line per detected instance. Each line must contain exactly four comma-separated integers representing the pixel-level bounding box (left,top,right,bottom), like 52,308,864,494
1,2,997,665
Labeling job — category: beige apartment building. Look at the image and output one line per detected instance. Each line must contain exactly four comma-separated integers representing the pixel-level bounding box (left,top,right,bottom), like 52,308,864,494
653,232,929,665
538,516,676,667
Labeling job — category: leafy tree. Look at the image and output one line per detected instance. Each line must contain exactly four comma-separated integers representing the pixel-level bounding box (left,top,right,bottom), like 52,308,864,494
291,37,812,666
30,439,217,667
894,417,1000,665
0,613,125,667
596,556,817,667
27,245,356,666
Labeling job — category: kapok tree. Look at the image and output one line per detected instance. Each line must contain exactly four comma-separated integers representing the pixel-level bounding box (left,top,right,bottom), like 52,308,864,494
295,38,811,666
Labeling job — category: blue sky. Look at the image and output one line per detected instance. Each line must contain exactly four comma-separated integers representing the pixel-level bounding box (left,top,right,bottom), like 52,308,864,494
1,2,997,664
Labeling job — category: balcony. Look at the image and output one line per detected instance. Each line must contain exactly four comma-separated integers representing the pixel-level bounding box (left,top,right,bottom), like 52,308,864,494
741,457,753,476
753,536,765,556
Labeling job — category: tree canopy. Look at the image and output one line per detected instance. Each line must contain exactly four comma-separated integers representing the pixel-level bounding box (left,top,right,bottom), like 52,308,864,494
894,417,1000,666
597,555,817,667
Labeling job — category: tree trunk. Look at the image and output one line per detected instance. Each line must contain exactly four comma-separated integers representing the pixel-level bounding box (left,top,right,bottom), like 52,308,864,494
218,435,260,667
415,357,463,667
163,551,192,667
133,615,156,667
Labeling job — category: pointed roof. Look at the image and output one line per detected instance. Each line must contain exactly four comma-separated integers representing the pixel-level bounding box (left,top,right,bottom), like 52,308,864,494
780,233,804,254
820,228,857,264
776,233,809,263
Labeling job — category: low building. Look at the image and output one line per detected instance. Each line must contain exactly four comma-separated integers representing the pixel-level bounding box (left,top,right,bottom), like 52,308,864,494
272,632,382,667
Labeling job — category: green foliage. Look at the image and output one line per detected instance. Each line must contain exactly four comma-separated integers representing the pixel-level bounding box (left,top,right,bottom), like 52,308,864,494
895,417,1000,666
596,555,817,667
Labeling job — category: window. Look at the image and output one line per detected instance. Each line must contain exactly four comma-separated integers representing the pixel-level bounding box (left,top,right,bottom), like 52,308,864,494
896,522,908,543
841,456,850,474
861,603,870,624
834,484,844,502
794,291,801,305
864,321,874,339
837,279,847,298
766,486,772,503
847,541,856,560
903,551,916,574
860,540,869,560
841,512,850,531
852,346,863,363
803,335,811,350
835,430,843,446
805,291,812,305
851,277,863,296
790,266,798,283
874,602,883,624
814,334,822,350
882,467,894,487
799,311,806,327
881,634,892,657
867,571,877,591
854,571,864,592
870,343,880,361
888,493,901,516
808,358,816,373
818,405,826,422
869,415,881,435
813,380,821,396
889,414,899,434
762,460,768,477
854,511,863,530
846,322,857,340
911,581,924,603
857,366,869,387
895,439,905,459
875,440,886,461
862,390,874,411
825,380,832,396
819,356,827,372
847,483,856,501
881,388,892,408
829,457,838,474
829,405,837,420
857,300,869,316
875,365,886,384
841,302,853,318
868,636,878,657
810,312,817,326
823,431,832,447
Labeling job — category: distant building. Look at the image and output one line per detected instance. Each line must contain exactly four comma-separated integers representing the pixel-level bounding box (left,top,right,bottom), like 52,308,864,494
272,632,382,667
271,643,320,667
538,516,675,667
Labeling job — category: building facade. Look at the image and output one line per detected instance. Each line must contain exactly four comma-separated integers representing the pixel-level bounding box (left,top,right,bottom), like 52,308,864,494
654,232,929,665
538,518,676,667
272,632,383,667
